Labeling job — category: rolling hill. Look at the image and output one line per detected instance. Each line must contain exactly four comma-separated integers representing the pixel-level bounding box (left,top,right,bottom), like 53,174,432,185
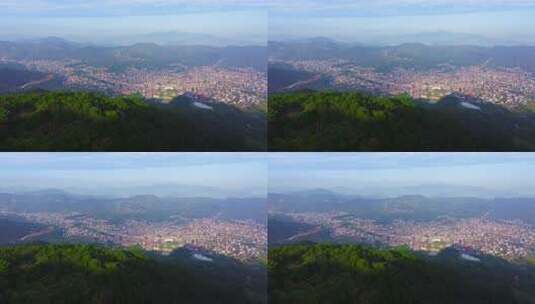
268,91,535,151
269,243,535,304
269,39,535,72
0,39,267,72
0,91,266,151
268,191,535,225
0,243,266,304
0,190,266,224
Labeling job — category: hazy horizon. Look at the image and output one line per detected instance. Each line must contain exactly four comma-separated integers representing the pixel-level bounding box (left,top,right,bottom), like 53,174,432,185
0,153,267,198
0,33,267,48
269,0,535,46
3,153,535,199
0,1,267,46
268,34,535,47
268,153,535,198
268,187,535,200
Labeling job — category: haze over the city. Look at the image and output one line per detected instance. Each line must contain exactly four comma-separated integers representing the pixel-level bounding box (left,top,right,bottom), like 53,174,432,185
0,0,267,46
269,153,535,197
269,0,535,45
0,153,267,198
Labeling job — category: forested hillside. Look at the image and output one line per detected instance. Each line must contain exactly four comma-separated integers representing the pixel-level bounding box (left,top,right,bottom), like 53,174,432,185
268,91,535,151
269,243,535,304
0,91,266,151
0,244,264,304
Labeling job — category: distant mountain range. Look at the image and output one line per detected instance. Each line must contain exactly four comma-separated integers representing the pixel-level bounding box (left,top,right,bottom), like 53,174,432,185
106,32,265,47
0,37,267,71
270,183,519,199
0,184,243,200
268,190,535,225
275,32,532,47
270,38,535,72
360,32,525,47
0,189,266,224
4,32,265,47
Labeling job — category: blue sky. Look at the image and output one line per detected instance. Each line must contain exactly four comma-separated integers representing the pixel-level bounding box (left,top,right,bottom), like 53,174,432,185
3,152,535,199
3,1,533,45
0,0,267,44
0,153,267,198
268,0,535,45
269,153,535,198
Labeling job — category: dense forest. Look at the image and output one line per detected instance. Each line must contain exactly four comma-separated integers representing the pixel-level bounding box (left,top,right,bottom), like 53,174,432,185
268,91,535,151
0,243,265,304
269,243,535,304
0,91,265,151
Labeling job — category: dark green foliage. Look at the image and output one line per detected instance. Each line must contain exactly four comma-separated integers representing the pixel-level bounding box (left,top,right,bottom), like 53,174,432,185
0,91,265,151
268,91,535,151
269,243,532,304
0,244,261,304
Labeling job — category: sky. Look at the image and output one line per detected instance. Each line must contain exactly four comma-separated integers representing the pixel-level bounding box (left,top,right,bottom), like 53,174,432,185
269,153,535,198
2,1,533,46
3,152,535,199
0,0,267,45
0,153,267,198
268,0,535,45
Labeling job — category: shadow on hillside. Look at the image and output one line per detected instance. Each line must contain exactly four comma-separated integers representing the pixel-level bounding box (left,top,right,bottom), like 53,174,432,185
268,90,535,152
269,242,535,304
150,246,267,304
0,91,266,151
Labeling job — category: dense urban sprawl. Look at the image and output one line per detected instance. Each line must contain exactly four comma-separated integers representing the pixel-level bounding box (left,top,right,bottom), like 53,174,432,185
278,211,535,261
276,59,535,109
6,58,267,108
1,210,266,262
